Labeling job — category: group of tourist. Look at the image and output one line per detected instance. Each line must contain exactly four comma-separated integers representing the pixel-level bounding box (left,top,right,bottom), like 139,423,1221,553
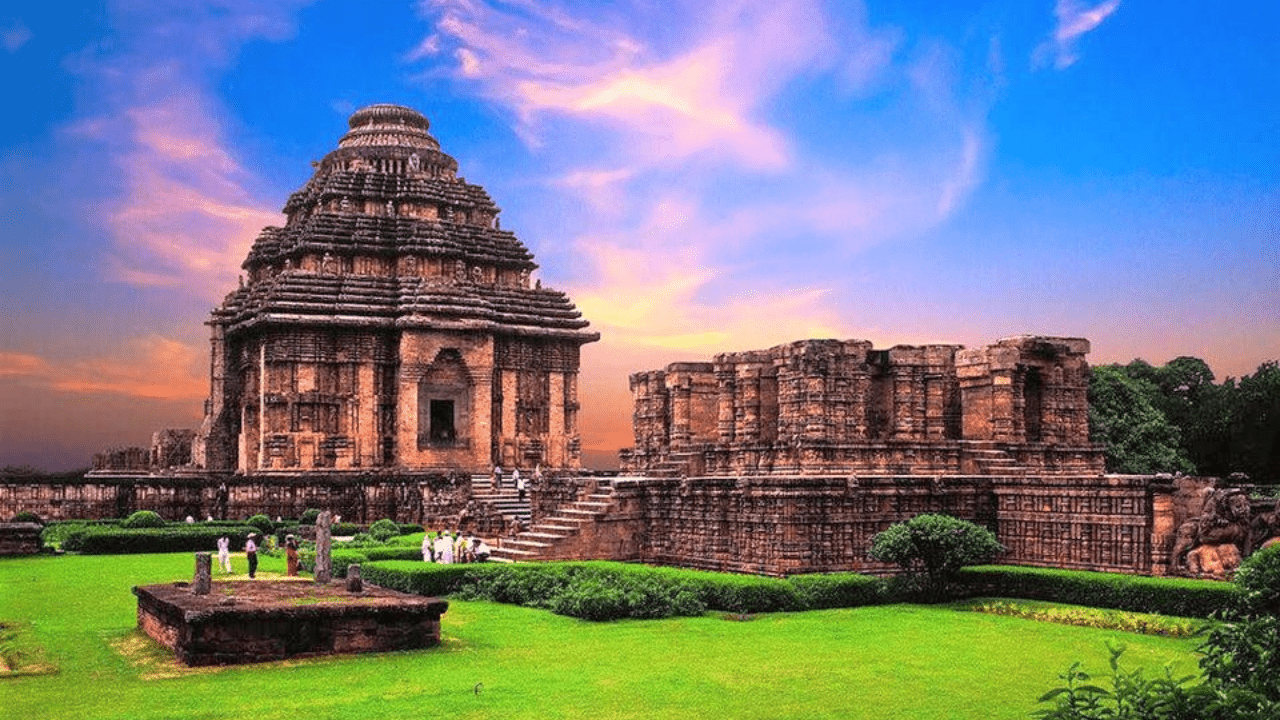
213,532,301,579
422,530,492,564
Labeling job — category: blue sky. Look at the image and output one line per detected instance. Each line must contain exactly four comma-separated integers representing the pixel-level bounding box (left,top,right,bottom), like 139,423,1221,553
1,0,1276,470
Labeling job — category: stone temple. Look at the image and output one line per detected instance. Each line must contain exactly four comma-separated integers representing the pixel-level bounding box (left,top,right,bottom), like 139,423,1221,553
621,336,1104,477
3,104,1271,580
193,104,598,474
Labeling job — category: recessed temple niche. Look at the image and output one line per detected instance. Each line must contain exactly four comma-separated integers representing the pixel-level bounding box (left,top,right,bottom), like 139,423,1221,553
417,350,472,451
189,103,599,474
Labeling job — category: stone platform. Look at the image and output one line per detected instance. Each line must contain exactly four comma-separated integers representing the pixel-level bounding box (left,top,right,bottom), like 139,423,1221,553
133,580,448,666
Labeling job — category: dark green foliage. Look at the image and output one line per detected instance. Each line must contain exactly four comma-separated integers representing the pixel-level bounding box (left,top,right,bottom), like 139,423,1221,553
1034,642,1207,720
120,510,166,529
1234,545,1280,614
245,514,274,535
333,522,360,536
64,526,256,554
397,523,425,534
299,509,321,524
545,570,706,621
1231,362,1280,484
340,533,384,548
368,518,400,542
271,522,300,545
1089,358,1280,482
9,511,43,525
1089,365,1195,475
39,520,118,548
360,561,891,620
1036,619,1280,719
868,513,1003,600
788,572,891,609
1197,614,1280,707
298,546,423,577
361,561,480,596
957,566,1239,618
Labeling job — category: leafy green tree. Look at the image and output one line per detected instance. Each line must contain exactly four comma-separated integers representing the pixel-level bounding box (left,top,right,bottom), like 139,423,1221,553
1229,362,1280,484
868,513,1003,601
1089,365,1194,475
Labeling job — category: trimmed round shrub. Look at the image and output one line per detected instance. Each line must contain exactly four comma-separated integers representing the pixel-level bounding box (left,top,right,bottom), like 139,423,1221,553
299,508,321,525
10,511,43,525
1236,545,1280,614
869,513,1003,601
368,518,400,542
245,514,274,535
121,510,166,529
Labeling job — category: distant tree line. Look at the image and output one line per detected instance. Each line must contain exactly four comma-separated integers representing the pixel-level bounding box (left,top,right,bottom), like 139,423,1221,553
1089,357,1280,483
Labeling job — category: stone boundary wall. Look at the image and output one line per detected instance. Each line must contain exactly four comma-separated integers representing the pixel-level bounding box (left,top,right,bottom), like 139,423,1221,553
0,472,472,526
548,474,1172,577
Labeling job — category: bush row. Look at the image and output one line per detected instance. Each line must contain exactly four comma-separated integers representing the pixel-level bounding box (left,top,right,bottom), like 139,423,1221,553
956,565,1240,618
63,525,260,554
297,546,425,577
359,561,893,620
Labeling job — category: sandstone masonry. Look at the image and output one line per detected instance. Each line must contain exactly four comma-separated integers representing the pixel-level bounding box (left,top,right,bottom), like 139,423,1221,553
621,336,1102,477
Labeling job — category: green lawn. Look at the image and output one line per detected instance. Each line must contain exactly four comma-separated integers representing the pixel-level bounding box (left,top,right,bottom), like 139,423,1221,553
0,553,1199,720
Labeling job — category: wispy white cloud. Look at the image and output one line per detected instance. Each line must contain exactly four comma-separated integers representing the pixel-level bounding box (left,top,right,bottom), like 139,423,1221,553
2,19,32,52
64,0,310,298
413,0,992,361
1034,0,1122,70
416,0,844,171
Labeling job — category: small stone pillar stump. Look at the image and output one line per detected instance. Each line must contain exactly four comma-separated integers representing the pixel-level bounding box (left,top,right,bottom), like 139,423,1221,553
346,564,363,593
315,511,333,584
193,552,212,595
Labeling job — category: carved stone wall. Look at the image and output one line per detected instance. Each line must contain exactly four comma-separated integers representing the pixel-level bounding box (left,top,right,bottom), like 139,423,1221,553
0,472,471,526
543,474,1165,576
622,336,1104,477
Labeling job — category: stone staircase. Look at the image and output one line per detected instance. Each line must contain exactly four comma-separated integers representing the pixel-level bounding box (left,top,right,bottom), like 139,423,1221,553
961,441,1023,476
486,480,621,563
470,473,532,528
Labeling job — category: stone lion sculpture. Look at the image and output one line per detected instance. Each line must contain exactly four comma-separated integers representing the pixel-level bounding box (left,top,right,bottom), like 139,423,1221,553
1186,543,1243,580
1172,488,1255,578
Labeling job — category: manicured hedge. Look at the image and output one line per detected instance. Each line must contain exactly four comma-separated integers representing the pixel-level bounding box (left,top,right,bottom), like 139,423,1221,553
64,525,258,554
357,561,896,620
788,572,891,609
362,561,483,597
298,546,424,577
956,565,1241,618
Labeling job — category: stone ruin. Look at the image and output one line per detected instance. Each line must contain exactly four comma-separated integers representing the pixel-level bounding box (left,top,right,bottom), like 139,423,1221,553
97,103,599,477
621,336,1103,477
1,103,1267,583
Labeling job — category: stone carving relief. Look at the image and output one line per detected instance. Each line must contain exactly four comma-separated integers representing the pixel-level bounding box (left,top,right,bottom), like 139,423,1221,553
470,266,484,284
1172,488,1259,579
321,252,337,275
408,153,420,172
453,259,467,284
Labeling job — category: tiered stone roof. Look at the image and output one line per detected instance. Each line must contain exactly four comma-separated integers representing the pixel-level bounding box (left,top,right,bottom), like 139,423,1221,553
215,103,597,343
